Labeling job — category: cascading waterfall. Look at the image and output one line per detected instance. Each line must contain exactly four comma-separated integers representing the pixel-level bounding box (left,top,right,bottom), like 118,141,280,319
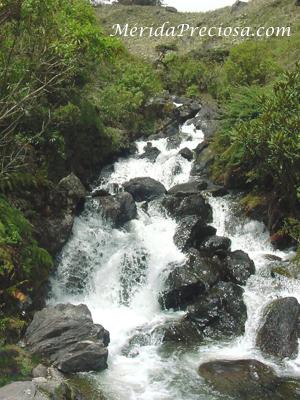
50,115,299,399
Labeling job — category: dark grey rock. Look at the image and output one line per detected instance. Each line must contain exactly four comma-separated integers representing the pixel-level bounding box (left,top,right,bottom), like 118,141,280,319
193,141,209,156
167,181,207,196
97,192,137,227
256,297,300,359
162,193,212,221
159,249,222,310
225,250,255,285
174,101,201,123
188,281,247,338
123,177,166,202
178,147,193,161
173,216,216,251
197,235,231,255
139,142,160,162
199,359,278,400
25,303,109,373
91,188,110,197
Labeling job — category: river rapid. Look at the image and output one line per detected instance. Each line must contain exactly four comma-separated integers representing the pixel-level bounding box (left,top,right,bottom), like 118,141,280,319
50,114,299,400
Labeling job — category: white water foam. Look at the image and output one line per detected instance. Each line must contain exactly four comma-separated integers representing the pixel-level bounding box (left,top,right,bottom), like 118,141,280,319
50,116,299,399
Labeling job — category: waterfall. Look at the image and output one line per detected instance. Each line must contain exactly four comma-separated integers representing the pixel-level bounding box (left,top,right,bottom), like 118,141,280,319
50,115,299,399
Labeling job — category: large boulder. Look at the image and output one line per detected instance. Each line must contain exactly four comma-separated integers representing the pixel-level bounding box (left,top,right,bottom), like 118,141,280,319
159,249,222,310
187,281,247,338
25,304,109,373
199,359,278,400
162,193,212,221
224,250,255,285
256,297,300,359
57,173,86,204
96,192,137,227
139,142,160,162
33,173,86,255
123,177,166,202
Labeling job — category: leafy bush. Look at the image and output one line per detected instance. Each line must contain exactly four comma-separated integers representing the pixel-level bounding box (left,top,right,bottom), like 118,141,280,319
215,65,300,211
0,198,53,335
223,41,279,86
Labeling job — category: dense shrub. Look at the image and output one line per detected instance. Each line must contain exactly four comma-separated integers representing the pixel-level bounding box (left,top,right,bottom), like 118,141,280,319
223,41,279,86
0,198,53,340
215,65,300,212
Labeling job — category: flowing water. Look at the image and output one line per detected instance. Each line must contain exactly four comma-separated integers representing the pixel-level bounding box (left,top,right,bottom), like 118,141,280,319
50,115,299,399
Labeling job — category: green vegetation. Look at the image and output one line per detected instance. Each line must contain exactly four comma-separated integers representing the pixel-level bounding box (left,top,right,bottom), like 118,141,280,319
0,198,53,341
0,345,38,387
0,0,162,342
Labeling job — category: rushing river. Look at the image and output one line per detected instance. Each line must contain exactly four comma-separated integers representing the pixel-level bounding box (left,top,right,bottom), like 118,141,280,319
50,115,299,400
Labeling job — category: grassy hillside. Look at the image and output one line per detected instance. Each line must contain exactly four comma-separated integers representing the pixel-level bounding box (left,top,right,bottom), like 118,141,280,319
96,0,300,62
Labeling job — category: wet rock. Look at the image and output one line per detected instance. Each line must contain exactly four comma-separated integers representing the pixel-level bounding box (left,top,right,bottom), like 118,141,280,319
159,249,222,310
91,188,110,197
174,101,201,124
205,184,228,197
197,235,231,256
25,304,109,373
173,216,216,251
123,177,166,202
193,141,209,156
193,104,219,140
188,282,247,337
139,142,160,162
225,250,255,285
96,192,137,227
166,135,182,150
190,146,214,178
199,359,278,400
174,217,216,251
160,319,203,344
256,297,300,359
167,181,207,196
178,147,193,161
162,193,212,221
